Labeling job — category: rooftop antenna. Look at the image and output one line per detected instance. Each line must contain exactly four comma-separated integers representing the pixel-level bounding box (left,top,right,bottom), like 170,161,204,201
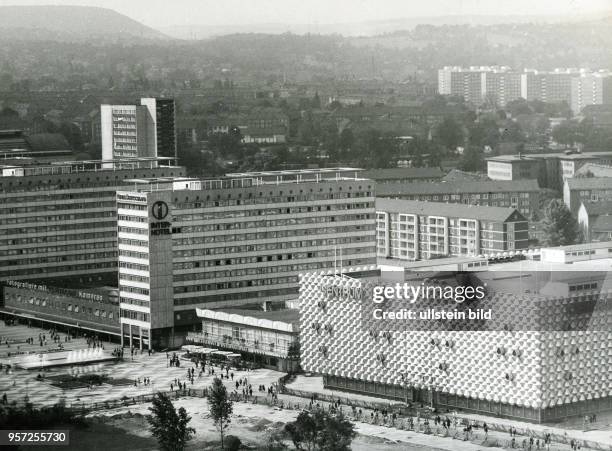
334,245,337,275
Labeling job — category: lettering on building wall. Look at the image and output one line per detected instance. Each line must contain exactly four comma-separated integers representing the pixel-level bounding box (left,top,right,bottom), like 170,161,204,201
319,282,365,302
150,221,172,236
6,280,48,292
78,291,103,302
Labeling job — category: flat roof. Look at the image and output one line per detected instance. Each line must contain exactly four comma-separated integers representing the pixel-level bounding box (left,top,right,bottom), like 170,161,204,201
486,155,533,162
377,179,540,196
486,257,612,272
540,240,612,252
0,157,181,177
123,176,196,184
226,167,363,177
119,171,371,193
195,307,299,333
378,256,487,269
487,151,612,162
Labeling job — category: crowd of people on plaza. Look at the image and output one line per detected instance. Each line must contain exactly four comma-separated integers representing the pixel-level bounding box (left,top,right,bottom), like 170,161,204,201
233,376,253,399
85,336,104,350
134,377,152,387
0,328,600,451
167,352,181,367
1,327,77,358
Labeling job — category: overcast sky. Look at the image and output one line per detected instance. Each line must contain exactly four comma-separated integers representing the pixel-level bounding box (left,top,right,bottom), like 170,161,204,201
1,0,610,27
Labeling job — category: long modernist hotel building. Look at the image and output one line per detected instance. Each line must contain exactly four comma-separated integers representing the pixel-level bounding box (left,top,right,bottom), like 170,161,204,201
299,262,612,423
0,157,184,337
116,168,377,349
0,157,183,285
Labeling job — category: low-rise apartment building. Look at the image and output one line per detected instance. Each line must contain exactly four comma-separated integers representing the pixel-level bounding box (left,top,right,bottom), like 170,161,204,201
376,199,528,260
563,177,612,214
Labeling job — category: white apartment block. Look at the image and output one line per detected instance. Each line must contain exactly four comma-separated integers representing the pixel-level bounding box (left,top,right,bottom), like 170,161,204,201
438,66,521,107
438,67,612,110
571,72,612,115
101,98,176,161
101,105,152,160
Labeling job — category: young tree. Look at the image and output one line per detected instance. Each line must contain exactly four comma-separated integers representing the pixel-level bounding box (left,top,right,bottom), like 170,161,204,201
541,199,582,246
285,410,317,451
147,392,195,451
458,146,484,172
285,407,356,451
209,377,233,449
316,409,355,451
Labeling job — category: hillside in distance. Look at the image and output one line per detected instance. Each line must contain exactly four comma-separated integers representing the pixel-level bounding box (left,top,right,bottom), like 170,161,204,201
160,11,612,39
0,5,168,42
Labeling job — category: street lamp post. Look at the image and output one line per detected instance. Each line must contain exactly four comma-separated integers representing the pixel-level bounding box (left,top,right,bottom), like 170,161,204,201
400,372,410,405
430,379,435,409
419,373,435,409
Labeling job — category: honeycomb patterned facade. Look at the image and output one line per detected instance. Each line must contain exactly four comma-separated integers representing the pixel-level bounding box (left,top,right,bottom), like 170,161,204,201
299,269,612,421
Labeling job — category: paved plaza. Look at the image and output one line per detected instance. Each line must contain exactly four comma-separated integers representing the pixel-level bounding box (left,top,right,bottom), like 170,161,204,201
2,322,612,450
0,321,284,408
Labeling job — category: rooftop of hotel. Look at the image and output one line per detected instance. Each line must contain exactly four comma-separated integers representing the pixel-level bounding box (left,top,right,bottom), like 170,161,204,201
225,167,364,178
0,157,179,177
377,179,540,195
121,168,372,192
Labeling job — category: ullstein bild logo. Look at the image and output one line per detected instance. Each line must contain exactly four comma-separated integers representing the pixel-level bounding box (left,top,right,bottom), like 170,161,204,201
151,201,169,220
